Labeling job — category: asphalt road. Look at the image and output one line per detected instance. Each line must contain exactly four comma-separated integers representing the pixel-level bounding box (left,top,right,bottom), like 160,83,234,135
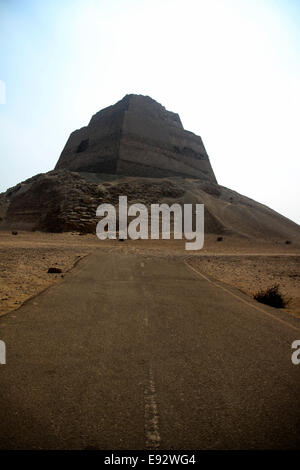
0,249,299,449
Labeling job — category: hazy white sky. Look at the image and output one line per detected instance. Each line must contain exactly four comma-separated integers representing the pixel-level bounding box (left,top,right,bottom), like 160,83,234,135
0,0,299,223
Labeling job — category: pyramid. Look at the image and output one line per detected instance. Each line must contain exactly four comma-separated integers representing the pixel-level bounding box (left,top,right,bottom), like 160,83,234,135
55,94,217,182
0,95,299,241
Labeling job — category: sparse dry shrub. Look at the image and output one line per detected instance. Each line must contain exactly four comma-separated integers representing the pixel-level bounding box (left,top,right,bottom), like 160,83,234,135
254,284,288,309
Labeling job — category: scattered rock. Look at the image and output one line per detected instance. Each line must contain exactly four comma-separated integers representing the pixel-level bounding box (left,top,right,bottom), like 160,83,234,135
11,231,18,235
47,267,62,273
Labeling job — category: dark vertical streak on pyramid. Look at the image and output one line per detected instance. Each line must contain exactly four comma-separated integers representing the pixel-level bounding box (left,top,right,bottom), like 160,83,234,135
55,94,217,182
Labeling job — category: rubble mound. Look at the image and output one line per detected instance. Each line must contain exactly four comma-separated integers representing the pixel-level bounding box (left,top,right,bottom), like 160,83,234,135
1,170,300,242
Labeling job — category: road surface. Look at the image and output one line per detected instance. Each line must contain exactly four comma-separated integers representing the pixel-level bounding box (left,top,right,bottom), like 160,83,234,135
0,248,299,449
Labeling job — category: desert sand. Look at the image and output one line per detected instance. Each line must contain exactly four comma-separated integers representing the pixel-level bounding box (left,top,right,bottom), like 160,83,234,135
0,230,299,318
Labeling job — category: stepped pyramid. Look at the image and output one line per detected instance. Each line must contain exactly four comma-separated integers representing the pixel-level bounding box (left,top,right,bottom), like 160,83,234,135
55,94,217,182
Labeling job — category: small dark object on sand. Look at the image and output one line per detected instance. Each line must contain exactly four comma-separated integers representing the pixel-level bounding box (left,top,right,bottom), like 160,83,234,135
12,231,18,235
217,236,223,242
285,240,291,245
48,267,62,274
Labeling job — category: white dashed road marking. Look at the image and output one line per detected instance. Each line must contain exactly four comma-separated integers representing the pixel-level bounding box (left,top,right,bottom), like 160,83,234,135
144,366,161,449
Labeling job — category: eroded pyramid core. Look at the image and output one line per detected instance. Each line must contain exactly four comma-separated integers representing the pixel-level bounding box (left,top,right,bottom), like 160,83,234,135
55,94,217,183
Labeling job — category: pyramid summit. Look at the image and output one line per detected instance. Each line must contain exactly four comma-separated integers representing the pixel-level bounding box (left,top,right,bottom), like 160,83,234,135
55,94,217,182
